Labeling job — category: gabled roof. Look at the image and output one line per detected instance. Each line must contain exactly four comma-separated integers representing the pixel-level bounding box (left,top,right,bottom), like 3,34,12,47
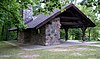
26,4,95,29
9,4,95,31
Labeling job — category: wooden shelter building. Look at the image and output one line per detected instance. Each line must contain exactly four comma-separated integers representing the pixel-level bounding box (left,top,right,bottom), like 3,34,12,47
9,4,95,45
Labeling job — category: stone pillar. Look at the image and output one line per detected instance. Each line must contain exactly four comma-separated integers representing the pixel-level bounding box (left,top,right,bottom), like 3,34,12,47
45,18,61,45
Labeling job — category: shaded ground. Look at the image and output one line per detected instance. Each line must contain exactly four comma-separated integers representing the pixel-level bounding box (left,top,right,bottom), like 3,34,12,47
0,40,100,59
3,40,100,50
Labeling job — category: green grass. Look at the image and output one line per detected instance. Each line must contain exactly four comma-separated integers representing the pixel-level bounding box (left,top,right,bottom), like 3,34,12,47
0,41,100,59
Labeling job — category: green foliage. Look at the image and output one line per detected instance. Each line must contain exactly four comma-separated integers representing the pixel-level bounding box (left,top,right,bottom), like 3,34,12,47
80,0,100,13
0,0,70,28
60,28,82,40
0,0,34,30
60,29,65,39
77,4,100,41
0,0,70,41
69,29,82,40
91,28,99,41
32,0,69,15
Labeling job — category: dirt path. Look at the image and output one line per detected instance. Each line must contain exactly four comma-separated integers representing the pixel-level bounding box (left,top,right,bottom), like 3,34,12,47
3,40,100,51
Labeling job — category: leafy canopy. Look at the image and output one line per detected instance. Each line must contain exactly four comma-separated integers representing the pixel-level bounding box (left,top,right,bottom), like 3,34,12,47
0,0,69,30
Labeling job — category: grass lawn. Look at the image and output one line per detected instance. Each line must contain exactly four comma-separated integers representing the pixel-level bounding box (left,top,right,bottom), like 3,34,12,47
0,41,100,59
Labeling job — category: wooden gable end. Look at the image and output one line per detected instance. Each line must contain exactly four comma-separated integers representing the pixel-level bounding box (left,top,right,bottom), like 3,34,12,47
36,4,96,29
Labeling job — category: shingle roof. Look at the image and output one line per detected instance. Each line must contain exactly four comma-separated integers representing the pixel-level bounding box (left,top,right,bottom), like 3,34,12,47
26,14,49,28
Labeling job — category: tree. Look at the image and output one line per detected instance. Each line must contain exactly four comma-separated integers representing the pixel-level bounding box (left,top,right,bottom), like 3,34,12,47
0,0,70,29
79,0,100,41
80,0,100,13
0,0,70,40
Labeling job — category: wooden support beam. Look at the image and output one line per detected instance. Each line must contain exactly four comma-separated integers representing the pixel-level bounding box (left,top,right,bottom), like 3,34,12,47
63,26,82,28
17,30,18,41
81,27,87,42
61,22,80,25
64,28,69,41
60,17,80,22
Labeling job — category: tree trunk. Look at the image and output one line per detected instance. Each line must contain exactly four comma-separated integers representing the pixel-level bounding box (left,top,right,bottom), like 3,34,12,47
1,25,4,40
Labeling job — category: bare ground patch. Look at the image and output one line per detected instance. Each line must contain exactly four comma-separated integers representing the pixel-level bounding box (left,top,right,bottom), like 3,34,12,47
47,47,96,52
47,48,69,52
0,55,12,58
76,48,96,51
88,58,97,59
20,54,39,59
71,52,82,56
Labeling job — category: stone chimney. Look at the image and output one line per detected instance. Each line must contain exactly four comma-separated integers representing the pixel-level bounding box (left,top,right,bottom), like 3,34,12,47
22,5,33,23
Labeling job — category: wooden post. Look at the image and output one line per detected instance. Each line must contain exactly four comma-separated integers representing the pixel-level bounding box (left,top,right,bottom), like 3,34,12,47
88,27,92,41
17,30,19,41
64,28,69,41
81,27,87,42
88,28,91,41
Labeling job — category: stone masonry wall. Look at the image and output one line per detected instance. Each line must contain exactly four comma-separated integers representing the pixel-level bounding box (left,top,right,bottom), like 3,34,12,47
18,28,46,45
18,30,32,44
18,31,24,44
45,18,61,45
30,28,46,45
